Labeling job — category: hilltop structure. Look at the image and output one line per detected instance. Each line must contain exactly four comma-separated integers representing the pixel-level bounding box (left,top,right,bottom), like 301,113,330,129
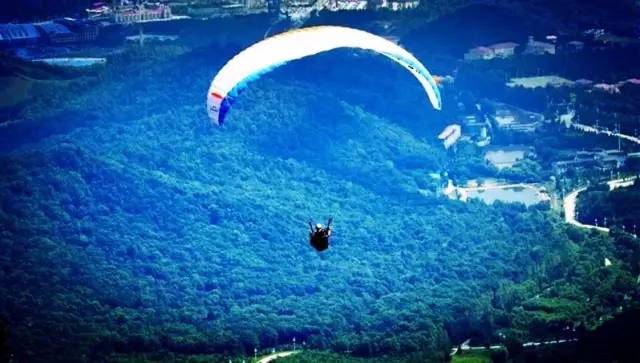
87,1,183,24
464,46,493,60
0,19,100,49
552,149,631,176
523,36,555,55
492,103,543,134
464,42,519,60
488,42,519,57
0,24,40,47
462,115,492,146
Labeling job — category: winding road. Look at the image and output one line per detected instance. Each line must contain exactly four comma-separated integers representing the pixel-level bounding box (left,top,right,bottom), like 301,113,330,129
563,176,638,232
560,116,640,231
450,338,577,356
563,186,609,232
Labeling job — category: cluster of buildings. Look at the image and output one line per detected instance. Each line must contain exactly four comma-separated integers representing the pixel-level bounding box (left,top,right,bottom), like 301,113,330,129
552,149,639,175
464,42,519,60
464,27,638,63
87,1,179,24
590,78,640,94
493,105,543,134
453,103,542,149
463,36,558,61
582,28,640,47
460,114,492,147
522,35,556,55
0,2,188,55
0,19,100,49
374,0,419,11
184,0,418,20
282,0,420,11
114,3,174,23
506,75,640,94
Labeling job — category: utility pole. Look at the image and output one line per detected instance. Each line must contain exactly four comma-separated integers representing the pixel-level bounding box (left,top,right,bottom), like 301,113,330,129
138,25,144,47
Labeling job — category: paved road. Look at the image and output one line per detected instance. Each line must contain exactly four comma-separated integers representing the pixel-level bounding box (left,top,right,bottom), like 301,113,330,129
257,351,299,363
570,122,640,146
563,176,638,232
450,338,577,356
562,119,640,230
563,187,609,232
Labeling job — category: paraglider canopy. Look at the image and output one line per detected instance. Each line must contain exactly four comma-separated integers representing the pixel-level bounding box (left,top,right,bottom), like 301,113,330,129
206,25,441,125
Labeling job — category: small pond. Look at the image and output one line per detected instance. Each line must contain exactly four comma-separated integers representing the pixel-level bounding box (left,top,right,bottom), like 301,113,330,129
485,147,527,169
467,187,545,206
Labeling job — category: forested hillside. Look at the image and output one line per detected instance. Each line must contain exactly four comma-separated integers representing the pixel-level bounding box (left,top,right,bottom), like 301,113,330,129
1,32,639,362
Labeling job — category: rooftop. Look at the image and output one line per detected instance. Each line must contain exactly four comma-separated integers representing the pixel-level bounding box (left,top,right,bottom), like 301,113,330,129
35,21,73,35
0,24,40,41
489,42,519,50
468,46,493,54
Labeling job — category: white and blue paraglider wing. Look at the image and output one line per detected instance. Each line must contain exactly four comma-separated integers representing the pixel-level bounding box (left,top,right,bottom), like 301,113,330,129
206,26,442,125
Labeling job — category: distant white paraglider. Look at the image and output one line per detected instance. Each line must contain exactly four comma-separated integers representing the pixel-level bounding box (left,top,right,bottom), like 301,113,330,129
206,26,441,125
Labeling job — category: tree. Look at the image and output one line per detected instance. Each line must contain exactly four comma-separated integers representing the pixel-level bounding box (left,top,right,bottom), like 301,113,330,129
504,335,523,361
0,320,9,360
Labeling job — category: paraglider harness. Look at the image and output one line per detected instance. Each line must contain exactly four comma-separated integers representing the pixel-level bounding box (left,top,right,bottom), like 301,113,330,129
309,218,332,252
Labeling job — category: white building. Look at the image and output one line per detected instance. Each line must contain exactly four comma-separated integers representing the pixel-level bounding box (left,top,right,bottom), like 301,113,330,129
378,0,419,10
488,42,519,58
464,46,494,60
523,36,555,55
114,4,173,23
